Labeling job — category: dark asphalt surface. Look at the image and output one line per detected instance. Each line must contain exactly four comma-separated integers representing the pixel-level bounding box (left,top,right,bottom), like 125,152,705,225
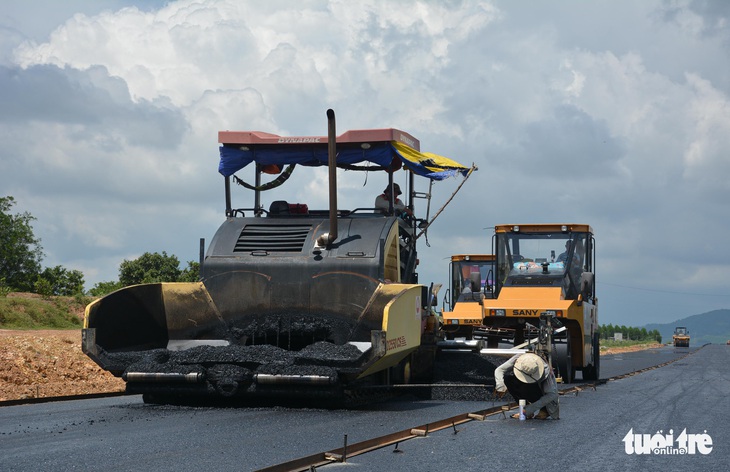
597,344,698,379
336,344,728,471
1,344,722,472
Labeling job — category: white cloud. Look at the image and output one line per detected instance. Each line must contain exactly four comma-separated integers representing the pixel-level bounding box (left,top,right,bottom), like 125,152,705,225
1,0,729,324
683,73,730,189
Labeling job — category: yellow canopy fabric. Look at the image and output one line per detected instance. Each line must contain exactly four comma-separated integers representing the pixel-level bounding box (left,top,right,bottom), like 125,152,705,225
391,141,472,180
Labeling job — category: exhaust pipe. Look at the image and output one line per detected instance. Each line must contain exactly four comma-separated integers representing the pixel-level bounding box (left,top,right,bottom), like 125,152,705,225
316,108,338,247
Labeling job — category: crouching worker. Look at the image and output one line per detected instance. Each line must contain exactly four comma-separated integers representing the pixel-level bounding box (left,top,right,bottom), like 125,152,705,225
494,352,559,420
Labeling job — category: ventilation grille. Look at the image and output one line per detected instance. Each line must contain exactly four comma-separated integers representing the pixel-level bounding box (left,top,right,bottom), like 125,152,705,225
234,224,312,253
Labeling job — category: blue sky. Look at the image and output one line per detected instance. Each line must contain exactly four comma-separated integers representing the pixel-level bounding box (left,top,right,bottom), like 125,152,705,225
1,0,729,326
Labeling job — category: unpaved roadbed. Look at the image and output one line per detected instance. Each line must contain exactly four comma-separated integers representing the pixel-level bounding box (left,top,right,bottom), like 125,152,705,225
0,330,125,401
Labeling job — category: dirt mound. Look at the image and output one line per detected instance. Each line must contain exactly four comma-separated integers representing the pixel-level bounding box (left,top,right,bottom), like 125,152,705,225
0,330,125,402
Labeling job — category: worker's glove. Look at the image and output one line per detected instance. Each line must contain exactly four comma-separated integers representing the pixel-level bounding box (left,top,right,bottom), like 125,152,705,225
494,389,507,399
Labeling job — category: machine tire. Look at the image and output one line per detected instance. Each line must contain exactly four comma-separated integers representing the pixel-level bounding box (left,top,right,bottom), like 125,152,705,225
390,357,412,385
403,359,412,385
555,335,574,384
582,332,600,381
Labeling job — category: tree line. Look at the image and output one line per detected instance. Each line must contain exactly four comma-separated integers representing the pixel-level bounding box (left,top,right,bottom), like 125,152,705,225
599,323,662,343
1,196,198,297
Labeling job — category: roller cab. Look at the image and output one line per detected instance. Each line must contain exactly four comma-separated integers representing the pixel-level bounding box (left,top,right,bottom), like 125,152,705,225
439,254,495,351
673,327,690,347
472,224,599,383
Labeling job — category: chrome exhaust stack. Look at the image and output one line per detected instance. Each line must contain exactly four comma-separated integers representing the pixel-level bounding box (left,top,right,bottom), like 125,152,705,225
316,108,339,248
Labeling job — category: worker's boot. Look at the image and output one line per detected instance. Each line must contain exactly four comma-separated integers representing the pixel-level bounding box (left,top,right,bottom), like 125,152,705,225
534,408,549,420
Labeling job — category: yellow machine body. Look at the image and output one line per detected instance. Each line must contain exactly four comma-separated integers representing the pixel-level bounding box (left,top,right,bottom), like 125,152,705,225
477,224,599,383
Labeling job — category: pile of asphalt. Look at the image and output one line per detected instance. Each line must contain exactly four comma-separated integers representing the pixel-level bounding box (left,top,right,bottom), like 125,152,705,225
117,341,366,378
111,342,513,404
428,351,510,402
229,314,358,347
296,341,365,366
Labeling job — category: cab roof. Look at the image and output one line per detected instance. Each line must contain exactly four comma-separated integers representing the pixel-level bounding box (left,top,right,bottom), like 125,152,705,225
218,128,472,181
494,224,593,234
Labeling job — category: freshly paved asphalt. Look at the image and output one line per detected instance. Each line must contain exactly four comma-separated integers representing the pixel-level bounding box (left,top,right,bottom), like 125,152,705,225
1,344,724,472
343,344,727,471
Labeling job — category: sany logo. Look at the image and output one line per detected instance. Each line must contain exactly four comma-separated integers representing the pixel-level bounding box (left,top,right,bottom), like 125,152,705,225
623,428,713,455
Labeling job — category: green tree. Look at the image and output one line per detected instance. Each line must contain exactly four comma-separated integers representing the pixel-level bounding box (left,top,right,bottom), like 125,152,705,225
602,323,615,340
38,265,85,296
0,196,44,291
179,260,200,282
119,251,182,286
89,280,123,297
89,254,198,297
628,326,640,341
34,277,54,298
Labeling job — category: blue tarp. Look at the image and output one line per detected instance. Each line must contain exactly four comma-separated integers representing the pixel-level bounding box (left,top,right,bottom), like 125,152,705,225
219,142,471,181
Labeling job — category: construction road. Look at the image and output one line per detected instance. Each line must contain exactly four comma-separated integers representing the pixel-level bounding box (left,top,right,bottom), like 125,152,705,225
1,344,727,471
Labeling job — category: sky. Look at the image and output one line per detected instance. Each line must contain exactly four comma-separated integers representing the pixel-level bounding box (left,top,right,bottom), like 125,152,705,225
1,0,729,327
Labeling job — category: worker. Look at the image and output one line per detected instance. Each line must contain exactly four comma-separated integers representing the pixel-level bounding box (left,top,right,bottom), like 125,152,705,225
374,183,412,216
494,352,559,420
556,241,575,264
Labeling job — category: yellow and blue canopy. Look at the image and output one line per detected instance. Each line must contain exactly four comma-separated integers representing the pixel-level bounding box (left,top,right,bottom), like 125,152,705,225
218,130,472,181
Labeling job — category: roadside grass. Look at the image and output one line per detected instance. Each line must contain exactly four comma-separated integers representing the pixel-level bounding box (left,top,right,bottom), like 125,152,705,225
0,294,90,330
600,339,663,350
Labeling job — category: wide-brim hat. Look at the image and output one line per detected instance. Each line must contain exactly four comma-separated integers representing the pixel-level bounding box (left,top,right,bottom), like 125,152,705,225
514,353,545,384
384,183,402,195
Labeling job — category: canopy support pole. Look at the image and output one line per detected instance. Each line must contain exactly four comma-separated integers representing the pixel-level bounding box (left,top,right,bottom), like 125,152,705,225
415,164,478,241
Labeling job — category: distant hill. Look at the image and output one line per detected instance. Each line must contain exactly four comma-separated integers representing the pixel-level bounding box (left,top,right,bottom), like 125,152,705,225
645,309,730,346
